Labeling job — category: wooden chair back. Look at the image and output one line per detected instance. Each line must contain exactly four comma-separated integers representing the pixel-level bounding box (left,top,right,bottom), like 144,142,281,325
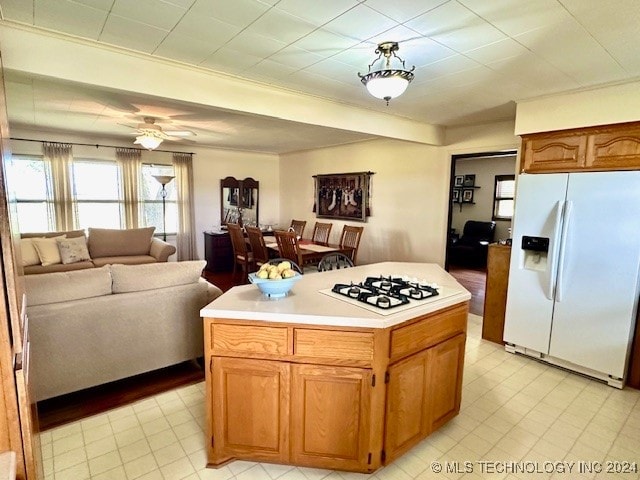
227,223,253,278
339,225,364,264
317,252,354,272
245,225,269,267
311,222,332,245
274,230,303,269
289,219,306,238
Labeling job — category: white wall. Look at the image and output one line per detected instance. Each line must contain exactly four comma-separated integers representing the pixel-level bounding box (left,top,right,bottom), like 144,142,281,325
9,129,280,260
452,155,516,242
279,121,520,267
280,139,446,265
515,80,640,134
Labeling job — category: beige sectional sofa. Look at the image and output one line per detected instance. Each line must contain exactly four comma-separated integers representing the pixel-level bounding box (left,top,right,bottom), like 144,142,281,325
26,260,222,401
21,227,176,275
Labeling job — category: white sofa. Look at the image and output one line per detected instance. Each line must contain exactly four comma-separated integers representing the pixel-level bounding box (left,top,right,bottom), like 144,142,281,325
26,261,222,401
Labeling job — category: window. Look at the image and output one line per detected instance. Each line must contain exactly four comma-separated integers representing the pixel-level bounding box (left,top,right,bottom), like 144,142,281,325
4,155,54,233
73,160,123,230
140,164,177,237
493,175,515,220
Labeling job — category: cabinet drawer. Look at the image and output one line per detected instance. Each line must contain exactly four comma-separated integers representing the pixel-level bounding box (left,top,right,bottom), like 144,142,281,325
389,304,467,361
293,329,373,365
212,324,288,356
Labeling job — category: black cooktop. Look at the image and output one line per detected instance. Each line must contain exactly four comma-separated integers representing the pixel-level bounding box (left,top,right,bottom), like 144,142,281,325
331,275,439,310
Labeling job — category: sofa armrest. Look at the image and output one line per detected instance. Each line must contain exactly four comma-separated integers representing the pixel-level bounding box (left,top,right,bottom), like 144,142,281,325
149,238,176,262
198,277,223,304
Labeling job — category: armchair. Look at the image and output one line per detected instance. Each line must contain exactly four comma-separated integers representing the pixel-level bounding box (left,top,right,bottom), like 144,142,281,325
448,220,496,268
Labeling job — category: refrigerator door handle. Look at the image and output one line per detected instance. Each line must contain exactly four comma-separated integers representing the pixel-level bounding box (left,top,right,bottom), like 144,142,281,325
545,200,564,300
556,200,573,302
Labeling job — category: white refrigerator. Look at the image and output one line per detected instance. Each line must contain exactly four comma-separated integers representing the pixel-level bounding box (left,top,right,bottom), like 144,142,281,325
503,171,640,388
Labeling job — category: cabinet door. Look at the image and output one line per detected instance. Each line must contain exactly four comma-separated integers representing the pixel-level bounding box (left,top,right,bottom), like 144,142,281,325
211,357,289,464
384,349,430,463
291,364,372,472
522,134,587,173
588,128,640,170
427,333,466,431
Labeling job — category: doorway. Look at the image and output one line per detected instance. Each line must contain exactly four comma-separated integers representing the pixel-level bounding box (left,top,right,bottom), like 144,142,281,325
446,151,517,316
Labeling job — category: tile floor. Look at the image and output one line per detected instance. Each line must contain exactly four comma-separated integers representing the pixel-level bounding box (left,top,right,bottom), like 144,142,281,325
43,315,640,480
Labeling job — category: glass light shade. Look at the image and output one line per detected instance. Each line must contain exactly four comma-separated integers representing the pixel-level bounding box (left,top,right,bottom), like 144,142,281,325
134,134,163,150
364,73,410,100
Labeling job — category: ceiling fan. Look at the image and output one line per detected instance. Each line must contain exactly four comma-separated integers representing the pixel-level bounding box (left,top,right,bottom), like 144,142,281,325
124,117,196,150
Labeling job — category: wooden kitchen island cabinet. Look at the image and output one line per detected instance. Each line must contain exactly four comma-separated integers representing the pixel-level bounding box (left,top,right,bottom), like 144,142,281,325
201,262,471,473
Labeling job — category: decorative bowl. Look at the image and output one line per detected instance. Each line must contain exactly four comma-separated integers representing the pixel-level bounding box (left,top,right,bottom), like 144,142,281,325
248,272,303,298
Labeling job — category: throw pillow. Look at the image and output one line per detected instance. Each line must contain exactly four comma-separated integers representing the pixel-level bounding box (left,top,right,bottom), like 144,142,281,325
57,236,92,264
88,227,155,258
20,238,41,267
31,235,66,266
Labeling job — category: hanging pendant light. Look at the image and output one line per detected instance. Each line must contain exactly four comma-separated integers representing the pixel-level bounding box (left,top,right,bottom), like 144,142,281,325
358,41,415,105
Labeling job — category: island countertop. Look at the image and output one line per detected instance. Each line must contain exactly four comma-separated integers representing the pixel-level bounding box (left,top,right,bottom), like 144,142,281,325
200,261,471,328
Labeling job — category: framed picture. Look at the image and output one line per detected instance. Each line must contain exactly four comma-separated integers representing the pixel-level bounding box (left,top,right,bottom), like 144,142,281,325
463,174,476,187
452,189,460,202
454,175,464,187
227,188,239,206
315,172,370,221
462,189,474,203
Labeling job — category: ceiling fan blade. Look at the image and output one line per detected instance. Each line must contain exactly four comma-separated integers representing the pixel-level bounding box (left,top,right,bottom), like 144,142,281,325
164,130,196,137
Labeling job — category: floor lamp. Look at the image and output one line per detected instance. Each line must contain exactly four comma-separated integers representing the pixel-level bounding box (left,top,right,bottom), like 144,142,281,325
152,175,174,241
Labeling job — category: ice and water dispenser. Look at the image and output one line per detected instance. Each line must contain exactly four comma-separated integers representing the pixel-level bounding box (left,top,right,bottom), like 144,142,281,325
521,236,549,272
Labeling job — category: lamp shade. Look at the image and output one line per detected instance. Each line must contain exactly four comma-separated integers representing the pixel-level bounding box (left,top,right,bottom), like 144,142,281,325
134,134,163,150
152,175,175,186
362,71,412,101
358,41,415,104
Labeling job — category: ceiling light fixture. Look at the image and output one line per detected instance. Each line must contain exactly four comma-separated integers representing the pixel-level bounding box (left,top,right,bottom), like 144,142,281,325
358,41,415,105
134,133,163,150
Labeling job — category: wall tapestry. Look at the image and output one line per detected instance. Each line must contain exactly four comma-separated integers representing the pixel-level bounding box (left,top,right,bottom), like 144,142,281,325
313,171,373,222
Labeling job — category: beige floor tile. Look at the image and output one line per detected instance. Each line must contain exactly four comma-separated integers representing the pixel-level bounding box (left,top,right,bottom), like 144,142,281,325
197,465,235,480
153,441,186,467
88,450,122,476
53,460,90,480
80,414,110,431
51,423,82,441
136,406,165,425
123,453,158,479
119,438,151,463
83,423,114,444
173,419,203,440
114,425,146,449
141,417,171,436
160,456,196,480
54,446,87,472
85,436,118,461
89,465,126,480
52,432,84,456
147,428,179,451
110,412,142,433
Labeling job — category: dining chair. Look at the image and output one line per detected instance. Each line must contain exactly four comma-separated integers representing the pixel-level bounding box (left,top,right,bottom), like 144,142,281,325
289,219,306,238
339,225,364,264
245,225,270,268
274,230,304,271
311,222,332,244
227,223,254,282
317,252,354,272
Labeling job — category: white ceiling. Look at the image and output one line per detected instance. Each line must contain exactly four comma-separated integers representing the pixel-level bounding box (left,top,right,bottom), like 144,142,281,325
2,0,640,153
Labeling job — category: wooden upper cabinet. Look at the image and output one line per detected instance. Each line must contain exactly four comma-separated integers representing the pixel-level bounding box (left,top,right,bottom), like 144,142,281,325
521,133,587,173
588,127,640,170
521,122,640,173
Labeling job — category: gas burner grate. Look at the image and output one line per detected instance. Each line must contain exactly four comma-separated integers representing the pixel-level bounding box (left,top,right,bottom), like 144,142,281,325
331,276,439,310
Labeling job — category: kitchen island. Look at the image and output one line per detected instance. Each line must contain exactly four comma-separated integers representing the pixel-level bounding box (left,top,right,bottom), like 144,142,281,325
200,262,471,473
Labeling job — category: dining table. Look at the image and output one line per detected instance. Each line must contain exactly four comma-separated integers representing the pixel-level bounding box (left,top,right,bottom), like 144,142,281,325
263,235,353,264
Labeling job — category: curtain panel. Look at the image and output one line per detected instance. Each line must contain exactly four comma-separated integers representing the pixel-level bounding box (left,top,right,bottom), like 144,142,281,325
42,142,76,231
116,148,142,229
173,153,197,260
